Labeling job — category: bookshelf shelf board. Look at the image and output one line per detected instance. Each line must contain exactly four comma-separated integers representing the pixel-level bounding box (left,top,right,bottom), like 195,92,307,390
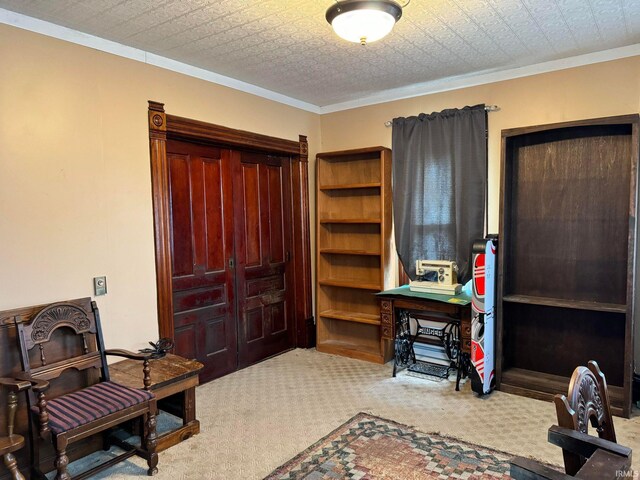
319,218,381,224
318,279,381,291
319,249,381,256
316,340,383,363
318,309,381,325
500,367,625,416
319,182,381,190
502,294,626,313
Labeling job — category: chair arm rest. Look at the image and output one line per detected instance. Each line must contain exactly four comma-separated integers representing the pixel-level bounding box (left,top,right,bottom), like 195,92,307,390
105,349,154,361
547,425,631,459
10,374,50,438
510,456,572,480
11,373,49,393
105,349,154,390
0,377,32,393
0,378,32,438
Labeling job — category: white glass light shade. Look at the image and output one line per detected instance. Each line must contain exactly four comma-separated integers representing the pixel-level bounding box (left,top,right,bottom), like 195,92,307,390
326,1,403,45
331,9,397,44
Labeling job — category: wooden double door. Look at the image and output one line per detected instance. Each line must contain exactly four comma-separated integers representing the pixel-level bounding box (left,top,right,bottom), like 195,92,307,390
167,140,295,382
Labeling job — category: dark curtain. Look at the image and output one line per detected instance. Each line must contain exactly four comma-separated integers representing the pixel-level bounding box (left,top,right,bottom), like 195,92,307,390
392,105,487,283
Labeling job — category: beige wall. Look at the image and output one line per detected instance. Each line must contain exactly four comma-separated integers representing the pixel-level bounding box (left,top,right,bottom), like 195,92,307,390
320,56,640,233
0,24,321,351
2,21,639,358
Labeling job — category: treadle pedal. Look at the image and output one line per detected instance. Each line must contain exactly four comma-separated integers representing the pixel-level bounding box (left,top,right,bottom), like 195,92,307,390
406,370,447,382
407,361,450,379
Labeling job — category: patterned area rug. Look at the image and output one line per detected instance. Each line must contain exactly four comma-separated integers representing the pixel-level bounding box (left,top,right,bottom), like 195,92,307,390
265,412,513,479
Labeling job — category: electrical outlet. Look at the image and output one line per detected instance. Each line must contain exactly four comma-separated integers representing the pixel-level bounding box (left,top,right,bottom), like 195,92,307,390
94,276,107,296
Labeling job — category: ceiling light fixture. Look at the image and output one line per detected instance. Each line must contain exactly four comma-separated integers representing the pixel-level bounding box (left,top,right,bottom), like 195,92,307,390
326,0,408,46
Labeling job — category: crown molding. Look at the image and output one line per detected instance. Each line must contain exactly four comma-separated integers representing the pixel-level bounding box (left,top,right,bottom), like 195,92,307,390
318,44,640,113
0,8,322,114
1,7,638,116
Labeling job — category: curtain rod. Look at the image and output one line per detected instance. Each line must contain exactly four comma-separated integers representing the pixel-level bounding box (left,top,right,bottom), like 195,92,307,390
384,105,499,127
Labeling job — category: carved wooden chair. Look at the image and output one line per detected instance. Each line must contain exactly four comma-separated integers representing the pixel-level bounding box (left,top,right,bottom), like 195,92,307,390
13,300,158,480
554,360,617,475
0,378,31,480
511,361,631,479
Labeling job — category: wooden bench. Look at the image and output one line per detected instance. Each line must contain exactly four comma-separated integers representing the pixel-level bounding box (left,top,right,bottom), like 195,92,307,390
110,354,203,452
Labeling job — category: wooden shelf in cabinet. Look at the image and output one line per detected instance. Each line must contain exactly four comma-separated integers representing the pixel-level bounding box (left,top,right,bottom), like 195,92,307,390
500,367,625,416
319,218,381,224
318,309,381,325
318,279,381,291
319,182,381,190
316,339,384,364
319,248,381,256
502,294,626,313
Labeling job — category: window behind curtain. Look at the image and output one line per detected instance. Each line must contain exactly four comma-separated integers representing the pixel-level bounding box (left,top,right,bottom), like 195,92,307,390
392,105,487,283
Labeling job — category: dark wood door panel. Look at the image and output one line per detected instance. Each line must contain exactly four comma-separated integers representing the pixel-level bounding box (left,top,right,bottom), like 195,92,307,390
243,300,289,342
243,288,287,312
202,156,227,271
245,307,265,343
167,140,237,381
241,302,292,365
168,152,195,277
172,284,227,313
240,162,262,267
244,263,287,277
271,301,287,333
169,151,228,276
235,152,295,367
172,270,227,290
173,307,236,383
267,164,285,263
245,274,285,296
173,323,196,360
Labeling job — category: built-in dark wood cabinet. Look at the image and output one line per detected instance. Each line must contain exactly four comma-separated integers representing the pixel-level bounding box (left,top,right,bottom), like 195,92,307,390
497,115,639,417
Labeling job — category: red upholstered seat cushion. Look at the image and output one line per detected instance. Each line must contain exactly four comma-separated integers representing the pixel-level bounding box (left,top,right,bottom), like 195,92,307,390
32,381,154,434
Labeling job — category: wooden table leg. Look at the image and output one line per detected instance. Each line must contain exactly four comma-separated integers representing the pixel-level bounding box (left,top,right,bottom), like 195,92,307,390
155,390,200,452
183,388,197,426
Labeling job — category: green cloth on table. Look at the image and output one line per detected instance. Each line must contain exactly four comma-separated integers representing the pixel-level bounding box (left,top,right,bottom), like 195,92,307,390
376,285,471,306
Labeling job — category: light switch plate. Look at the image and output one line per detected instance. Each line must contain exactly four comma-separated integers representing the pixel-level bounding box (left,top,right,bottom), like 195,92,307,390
94,276,107,296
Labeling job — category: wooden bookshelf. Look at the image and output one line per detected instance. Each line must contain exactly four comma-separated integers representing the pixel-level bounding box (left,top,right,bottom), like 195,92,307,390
316,147,393,363
497,115,639,417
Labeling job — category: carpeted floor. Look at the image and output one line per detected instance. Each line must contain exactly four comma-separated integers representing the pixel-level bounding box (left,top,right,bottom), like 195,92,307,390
59,349,640,479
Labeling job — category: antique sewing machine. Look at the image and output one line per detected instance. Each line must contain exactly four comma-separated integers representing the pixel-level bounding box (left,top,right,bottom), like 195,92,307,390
409,260,462,295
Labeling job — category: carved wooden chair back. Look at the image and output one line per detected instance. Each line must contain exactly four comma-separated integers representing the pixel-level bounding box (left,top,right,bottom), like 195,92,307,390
554,360,616,475
14,300,111,394
11,298,159,480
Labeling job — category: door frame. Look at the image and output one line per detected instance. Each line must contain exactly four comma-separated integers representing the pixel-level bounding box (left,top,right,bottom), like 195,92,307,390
147,101,314,349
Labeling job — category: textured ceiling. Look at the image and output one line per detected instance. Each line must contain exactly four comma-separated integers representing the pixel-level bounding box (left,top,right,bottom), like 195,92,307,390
1,0,639,108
